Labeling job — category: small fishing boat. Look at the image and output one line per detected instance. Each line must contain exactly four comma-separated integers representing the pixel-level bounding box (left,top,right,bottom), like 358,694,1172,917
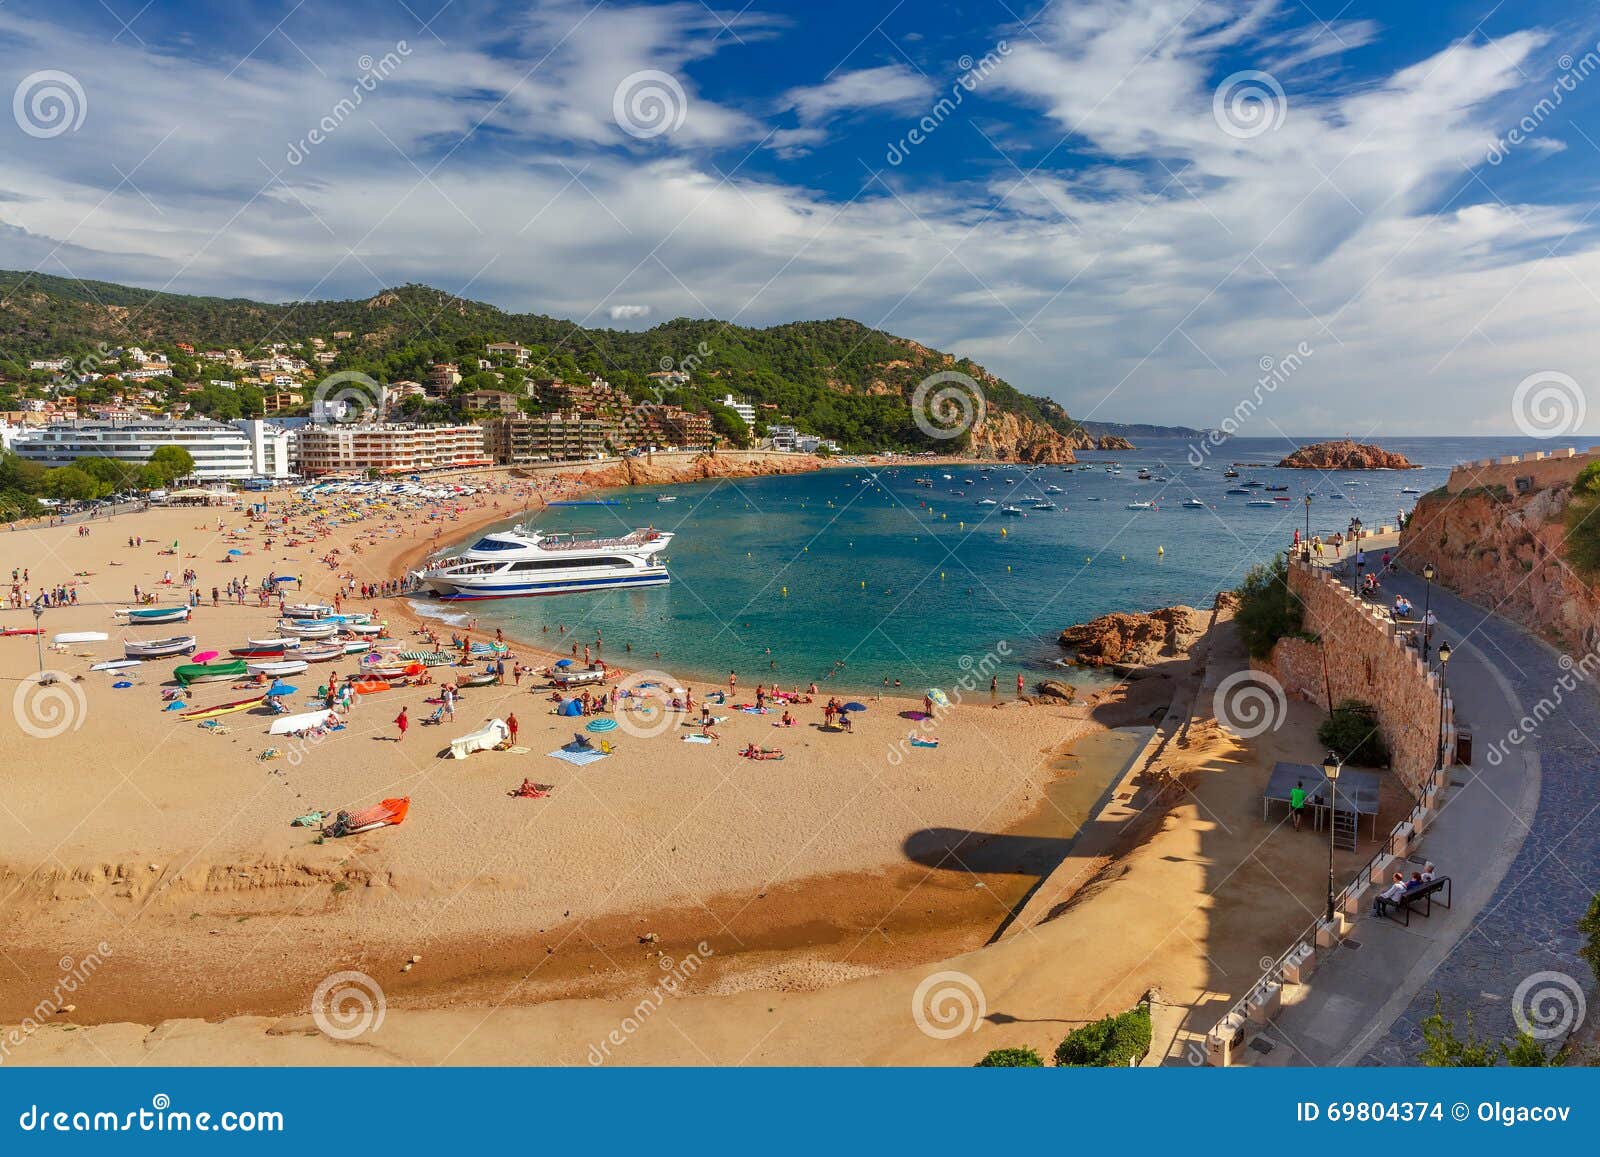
655,495,678,503
913,477,934,487
178,692,267,720
125,635,197,659
299,644,344,663
357,661,425,681
976,498,998,507
2,627,43,637
1030,501,1058,511
91,659,143,672
284,603,334,619
343,640,374,655
1241,479,1265,488
247,659,309,677
1226,487,1251,495
1126,501,1156,511
1328,493,1347,500
459,672,500,688
1182,499,1207,509
117,605,191,624
53,631,109,645
175,659,250,687
1401,486,1421,494
1272,495,1292,503
1043,484,1064,494
1000,505,1025,517
278,620,338,639
269,709,343,736
341,621,385,636
1223,469,1239,479
1265,484,1289,492
1247,499,1275,508
230,645,288,659
247,636,301,650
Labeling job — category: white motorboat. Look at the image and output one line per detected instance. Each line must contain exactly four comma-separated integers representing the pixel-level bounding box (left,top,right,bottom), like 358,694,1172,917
1181,499,1207,509
1126,501,1156,511
976,498,999,507
284,603,334,619
247,636,301,650
53,631,109,645
1000,505,1025,516
1030,501,1058,511
656,495,678,503
416,524,673,601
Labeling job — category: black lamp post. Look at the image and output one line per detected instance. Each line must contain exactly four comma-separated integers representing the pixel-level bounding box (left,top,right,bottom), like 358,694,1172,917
1323,750,1342,923
1435,641,1452,770
1421,562,1435,662
1302,495,1312,563
31,601,44,677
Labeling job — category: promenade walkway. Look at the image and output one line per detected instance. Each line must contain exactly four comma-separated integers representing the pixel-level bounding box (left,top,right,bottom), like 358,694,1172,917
1260,560,1599,1065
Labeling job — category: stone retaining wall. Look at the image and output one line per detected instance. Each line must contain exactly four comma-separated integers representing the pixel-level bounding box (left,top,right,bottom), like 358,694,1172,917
1447,446,1600,496
1264,561,1454,799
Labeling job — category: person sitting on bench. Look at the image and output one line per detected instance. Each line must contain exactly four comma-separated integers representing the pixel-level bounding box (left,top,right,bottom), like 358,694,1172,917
1372,872,1407,917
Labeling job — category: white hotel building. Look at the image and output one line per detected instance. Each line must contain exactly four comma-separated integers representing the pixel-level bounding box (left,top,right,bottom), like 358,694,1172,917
10,419,295,482
292,423,490,477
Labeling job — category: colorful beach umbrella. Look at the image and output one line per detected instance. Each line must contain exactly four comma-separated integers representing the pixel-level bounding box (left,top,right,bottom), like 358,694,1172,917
842,702,868,712
554,659,574,667
268,681,297,696
193,650,219,664
585,718,618,733
926,689,950,708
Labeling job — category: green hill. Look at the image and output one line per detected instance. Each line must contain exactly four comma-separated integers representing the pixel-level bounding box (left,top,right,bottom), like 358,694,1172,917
0,272,1089,455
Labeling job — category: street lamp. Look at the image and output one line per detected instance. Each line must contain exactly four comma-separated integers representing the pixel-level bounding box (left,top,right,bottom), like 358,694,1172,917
1302,495,1312,563
1435,641,1452,770
1421,562,1436,662
31,601,44,677
1323,751,1342,923
1351,517,1365,593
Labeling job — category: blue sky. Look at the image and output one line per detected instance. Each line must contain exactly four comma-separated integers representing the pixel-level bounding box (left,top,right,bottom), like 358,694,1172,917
3,0,1600,434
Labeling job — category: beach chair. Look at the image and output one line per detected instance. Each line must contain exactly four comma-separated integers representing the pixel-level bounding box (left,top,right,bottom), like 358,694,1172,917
599,739,615,755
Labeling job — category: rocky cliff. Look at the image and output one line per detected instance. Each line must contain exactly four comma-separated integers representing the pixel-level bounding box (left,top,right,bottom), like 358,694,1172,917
1403,484,1600,653
969,411,1081,463
1277,440,1416,470
1096,434,1136,450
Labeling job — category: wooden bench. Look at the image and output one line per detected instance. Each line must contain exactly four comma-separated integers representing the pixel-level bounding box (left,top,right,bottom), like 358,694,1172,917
1378,876,1451,926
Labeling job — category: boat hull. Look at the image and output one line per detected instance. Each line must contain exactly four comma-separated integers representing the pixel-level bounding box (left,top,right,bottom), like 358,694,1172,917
421,572,670,601
175,660,250,686
120,606,191,624
125,636,197,659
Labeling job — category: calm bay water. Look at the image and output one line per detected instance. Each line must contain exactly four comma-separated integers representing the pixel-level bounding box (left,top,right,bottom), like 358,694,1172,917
415,436,1557,692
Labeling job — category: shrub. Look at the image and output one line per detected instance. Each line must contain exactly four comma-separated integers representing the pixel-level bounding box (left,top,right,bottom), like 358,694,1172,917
1054,1002,1152,1067
1563,493,1600,576
1578,893,1600,983
976,1046,1044,1067
1233,553,1303,660
1317,699,1389,766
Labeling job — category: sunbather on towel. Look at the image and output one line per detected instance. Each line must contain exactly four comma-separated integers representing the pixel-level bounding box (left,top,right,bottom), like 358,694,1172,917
741,743,783,760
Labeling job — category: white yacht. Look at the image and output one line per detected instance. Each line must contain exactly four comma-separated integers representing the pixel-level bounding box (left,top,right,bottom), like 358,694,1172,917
416,525,673,601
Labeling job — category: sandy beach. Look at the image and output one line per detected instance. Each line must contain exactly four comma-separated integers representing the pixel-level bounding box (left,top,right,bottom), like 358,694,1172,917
0,465,1394,1065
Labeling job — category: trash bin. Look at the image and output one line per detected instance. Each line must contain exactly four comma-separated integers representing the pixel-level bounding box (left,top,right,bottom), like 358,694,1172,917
1455,728,1472,766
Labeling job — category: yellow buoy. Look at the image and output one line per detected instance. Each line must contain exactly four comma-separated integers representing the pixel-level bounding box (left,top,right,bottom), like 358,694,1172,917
1001,528,1007,537
1158,545,1165,556
782,587,788,596
861,580,866,589
1007,564,1012,572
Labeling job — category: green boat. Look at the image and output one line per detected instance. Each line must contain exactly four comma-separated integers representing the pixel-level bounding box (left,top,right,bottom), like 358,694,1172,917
174,660,249,687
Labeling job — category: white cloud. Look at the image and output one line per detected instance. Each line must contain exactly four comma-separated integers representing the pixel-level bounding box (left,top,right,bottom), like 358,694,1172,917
2,1,1599,435
608,304,652,320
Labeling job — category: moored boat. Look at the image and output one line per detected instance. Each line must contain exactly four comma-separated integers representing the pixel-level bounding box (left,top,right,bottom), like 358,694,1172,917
230,645,288,659
247,659,309,677
299,644,345,663
416,525,673,601
125,635,197,659
284,603,334,619
175,660,250,687
117,605,192,624
178,693,267,720
278,620,338,639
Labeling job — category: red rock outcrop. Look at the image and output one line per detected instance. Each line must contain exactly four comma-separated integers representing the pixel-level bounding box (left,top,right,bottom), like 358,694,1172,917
1276,440,1416,470
1057,606,1205,667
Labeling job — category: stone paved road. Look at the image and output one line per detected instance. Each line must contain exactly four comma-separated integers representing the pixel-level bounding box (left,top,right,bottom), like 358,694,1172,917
1364,566,1599,1064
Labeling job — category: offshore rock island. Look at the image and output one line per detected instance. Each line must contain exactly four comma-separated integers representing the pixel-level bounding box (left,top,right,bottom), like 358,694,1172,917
1275,439,1418,470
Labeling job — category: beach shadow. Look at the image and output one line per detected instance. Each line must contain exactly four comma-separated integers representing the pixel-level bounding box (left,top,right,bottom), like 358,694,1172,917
902,826,1070,876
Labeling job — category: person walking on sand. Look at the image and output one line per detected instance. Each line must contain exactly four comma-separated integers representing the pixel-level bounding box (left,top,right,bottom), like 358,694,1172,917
394,707,408,741
507,713,518,745
729,670,737,694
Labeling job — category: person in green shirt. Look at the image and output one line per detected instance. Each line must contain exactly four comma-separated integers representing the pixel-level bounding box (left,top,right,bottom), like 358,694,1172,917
1289,781,1307,830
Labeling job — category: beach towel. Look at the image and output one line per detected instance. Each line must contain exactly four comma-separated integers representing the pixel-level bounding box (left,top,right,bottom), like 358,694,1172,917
547,747,608,766
164,699,188,711
681,734,713,744
509,779,554,799
290,810,326,827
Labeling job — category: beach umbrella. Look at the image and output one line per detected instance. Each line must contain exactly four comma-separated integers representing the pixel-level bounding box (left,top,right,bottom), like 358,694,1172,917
585,718,618,733
193,650,219,664
926,688,950,708
842,701,868,712
554,659,574,667
268,681,298,696
227,549,244,556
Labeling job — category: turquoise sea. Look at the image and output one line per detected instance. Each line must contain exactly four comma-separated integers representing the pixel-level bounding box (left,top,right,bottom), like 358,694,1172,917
414,436,1557,692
